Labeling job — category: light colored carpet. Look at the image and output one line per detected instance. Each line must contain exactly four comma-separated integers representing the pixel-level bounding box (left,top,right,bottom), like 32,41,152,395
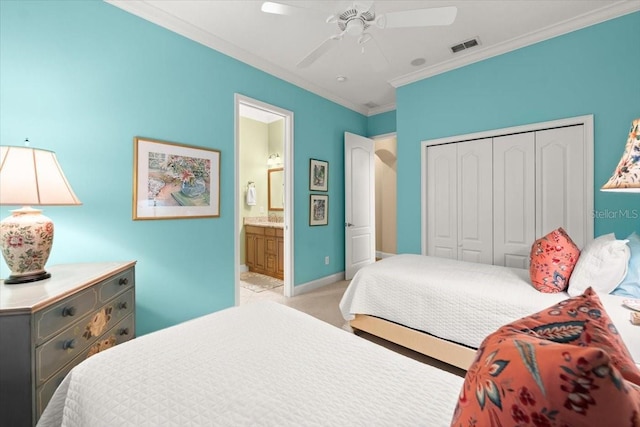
240,272,283,293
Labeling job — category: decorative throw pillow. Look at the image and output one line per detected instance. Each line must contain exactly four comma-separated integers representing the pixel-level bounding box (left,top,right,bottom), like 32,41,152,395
567,233,630,297
508,287,640,386
450,327,640,427
451,288,640,427
613,232,640,298
529,227,580,293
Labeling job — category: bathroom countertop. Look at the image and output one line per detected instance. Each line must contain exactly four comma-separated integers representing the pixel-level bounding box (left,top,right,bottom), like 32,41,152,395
244,218,284,228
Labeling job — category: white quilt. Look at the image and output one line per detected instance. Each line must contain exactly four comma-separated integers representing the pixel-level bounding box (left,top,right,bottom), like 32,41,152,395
340,254,640,364
38,301,464,427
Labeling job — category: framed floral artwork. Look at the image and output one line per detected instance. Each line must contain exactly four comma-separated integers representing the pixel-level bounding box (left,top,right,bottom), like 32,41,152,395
309,194,328,226
133,137,220,220
309,158,328,191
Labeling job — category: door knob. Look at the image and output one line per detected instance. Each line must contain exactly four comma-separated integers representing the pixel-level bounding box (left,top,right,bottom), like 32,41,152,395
345,222,354,227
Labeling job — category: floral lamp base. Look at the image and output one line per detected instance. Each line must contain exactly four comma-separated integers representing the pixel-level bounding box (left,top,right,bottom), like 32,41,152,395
0,207,53,284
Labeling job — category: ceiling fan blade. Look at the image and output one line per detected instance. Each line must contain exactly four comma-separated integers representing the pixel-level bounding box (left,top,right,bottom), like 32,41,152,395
261,2,299,15
380,6,457,28
261,1,320,18
297,34,343,68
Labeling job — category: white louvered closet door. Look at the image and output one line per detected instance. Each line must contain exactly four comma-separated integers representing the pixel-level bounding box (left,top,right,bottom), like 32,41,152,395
427,143,457,259
493,133,535,268
457,139,493,264
536,125,586,249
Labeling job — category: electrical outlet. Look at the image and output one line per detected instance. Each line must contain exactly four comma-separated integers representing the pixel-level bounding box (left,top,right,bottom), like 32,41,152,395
325,256,329,265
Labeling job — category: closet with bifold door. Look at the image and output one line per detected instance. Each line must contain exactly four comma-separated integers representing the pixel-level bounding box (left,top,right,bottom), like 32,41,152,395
426,118,592,269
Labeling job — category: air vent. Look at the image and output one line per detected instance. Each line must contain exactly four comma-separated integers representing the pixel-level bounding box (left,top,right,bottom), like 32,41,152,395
450,37,481,54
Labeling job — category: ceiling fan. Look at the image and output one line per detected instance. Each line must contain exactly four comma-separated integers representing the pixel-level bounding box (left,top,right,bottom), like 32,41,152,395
261,1,457,69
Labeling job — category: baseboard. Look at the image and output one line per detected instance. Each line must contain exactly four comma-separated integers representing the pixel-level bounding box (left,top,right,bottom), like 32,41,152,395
375,251,395,259
293,271,345,296
239,264,249,273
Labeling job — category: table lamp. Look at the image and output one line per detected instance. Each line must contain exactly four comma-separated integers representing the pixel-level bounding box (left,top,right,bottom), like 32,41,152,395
601,117,640,192
0,144,82,284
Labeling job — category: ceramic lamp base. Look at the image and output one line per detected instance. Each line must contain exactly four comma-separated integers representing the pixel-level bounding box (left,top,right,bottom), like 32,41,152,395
4,270,51,284
0,206,54,285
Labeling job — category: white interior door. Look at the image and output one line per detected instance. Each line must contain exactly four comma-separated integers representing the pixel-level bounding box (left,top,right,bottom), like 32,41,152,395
536,125,586,248
457,139,493,264
345,132,375,280
493,133,535,268
427,143,457,259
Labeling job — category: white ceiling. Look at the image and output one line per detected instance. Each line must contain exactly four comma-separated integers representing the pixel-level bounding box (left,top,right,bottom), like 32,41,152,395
107,0,640,116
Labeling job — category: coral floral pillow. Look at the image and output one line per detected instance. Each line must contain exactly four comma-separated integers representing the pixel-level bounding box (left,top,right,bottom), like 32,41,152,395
451,288,640,427
510,287,640,386
530,227,580,293
450,329,640,427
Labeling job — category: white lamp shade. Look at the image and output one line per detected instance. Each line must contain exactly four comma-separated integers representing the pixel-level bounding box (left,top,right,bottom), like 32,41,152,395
0,146,82,205
601,118,640,192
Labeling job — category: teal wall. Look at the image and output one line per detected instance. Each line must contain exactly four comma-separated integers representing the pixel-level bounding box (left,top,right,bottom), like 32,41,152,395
0,1,366,334
396,12,640,254
367,110,396,137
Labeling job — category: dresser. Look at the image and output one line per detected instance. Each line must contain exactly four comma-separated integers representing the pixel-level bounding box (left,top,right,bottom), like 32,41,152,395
245,224,284,279
0,261,136,427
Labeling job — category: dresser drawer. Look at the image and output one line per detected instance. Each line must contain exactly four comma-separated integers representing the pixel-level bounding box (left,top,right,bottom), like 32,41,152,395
264,227,276,236
35,290,135,385
34,287,99,345
98,267,134,304
36,313,135,418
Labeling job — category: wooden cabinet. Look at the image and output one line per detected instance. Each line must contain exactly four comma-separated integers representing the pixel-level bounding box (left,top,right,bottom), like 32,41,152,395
0,261,136,427
245,225,284,280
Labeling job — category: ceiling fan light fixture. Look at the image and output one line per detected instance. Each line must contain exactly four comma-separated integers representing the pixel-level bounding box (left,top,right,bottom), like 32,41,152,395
346,18,365,36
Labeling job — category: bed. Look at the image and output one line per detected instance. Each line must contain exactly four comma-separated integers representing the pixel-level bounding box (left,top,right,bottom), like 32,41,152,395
37,300,464,427
339,254,640,370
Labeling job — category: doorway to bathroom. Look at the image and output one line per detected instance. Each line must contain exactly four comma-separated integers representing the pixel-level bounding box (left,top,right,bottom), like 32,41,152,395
234,95,294,305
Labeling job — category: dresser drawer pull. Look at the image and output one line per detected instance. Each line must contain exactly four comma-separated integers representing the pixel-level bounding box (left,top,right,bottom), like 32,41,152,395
118,327,130,336
119,277,129,286
62,339,76,350
118,301,128,310
61,306,77,317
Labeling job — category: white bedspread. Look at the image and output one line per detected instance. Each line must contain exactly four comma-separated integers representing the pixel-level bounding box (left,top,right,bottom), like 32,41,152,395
340,254,639,363
38,301,464,427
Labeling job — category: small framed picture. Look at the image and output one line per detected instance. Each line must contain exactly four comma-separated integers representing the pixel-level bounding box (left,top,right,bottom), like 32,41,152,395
133,137,220,220
309,158,328,192
309,194,328,226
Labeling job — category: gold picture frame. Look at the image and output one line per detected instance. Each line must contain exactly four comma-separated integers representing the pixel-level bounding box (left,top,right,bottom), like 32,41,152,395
133,137,220,220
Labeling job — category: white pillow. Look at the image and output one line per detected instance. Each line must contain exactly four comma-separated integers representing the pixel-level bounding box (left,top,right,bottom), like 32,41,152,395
567,233,630,296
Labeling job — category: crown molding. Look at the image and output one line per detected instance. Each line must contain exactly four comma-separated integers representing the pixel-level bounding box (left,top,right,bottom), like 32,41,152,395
105,0,369,116
367,103,396,116
389,1,640,88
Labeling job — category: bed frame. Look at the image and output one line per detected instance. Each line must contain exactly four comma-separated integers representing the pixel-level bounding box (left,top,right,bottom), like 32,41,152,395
350,314,477,371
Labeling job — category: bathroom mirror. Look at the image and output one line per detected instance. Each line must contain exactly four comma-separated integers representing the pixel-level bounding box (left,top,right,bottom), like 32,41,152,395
268,168,284,211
